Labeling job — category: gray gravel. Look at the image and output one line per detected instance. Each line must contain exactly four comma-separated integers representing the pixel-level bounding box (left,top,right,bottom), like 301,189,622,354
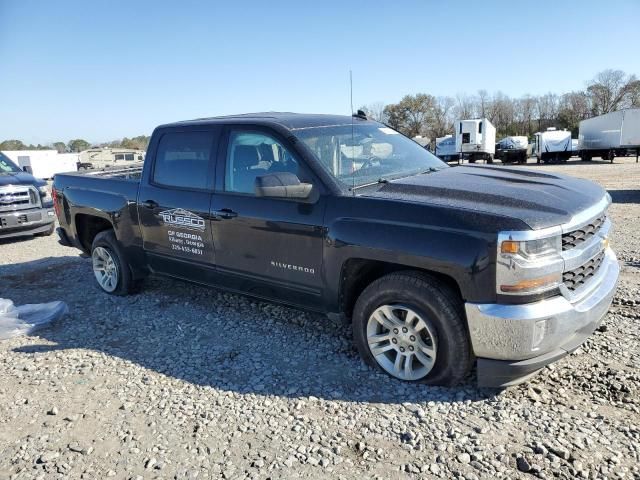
0,157,639,479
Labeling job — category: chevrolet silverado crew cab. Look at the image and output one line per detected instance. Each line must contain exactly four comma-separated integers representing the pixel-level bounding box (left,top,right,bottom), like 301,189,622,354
53,113,619,387
0,152,55,239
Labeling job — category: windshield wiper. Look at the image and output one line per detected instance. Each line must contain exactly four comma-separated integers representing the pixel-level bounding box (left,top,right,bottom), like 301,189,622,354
350,178,389,191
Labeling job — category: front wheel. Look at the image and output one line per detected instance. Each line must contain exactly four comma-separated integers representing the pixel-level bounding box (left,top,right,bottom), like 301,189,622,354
91,230,137,295
352,272,473,386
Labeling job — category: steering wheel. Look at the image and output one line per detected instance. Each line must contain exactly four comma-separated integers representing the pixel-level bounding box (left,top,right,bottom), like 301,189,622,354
360,155,382,170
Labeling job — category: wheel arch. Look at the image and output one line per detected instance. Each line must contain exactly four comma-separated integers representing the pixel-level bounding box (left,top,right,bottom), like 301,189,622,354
338,258,463,319
75,213,114,253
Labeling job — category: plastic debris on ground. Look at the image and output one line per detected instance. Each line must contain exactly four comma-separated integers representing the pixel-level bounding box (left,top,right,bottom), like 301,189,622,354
0,298,68,340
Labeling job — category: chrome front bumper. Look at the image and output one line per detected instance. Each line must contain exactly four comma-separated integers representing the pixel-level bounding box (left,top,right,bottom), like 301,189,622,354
0,207,55,238
466,248,619,387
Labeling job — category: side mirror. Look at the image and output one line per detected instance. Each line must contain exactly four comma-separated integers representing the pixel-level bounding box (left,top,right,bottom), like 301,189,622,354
255,172,313,200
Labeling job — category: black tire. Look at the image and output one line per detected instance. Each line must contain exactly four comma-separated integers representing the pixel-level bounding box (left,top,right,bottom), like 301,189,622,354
486,154,494,164
91,230,137,296
36,223,55,237
352,271,473,386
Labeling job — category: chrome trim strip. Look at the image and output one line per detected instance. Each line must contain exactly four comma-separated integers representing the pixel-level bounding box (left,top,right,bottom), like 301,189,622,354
561,195,610,233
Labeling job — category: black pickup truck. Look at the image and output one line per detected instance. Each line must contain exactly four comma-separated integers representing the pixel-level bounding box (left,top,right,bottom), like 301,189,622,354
53,113,619,387
0,152,55,239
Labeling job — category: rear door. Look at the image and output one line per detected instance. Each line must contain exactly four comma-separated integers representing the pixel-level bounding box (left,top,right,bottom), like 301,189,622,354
138,127,220,278
622,109,640,147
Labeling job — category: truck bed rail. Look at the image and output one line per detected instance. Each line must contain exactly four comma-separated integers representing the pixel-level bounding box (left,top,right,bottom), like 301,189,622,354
81,164,143,180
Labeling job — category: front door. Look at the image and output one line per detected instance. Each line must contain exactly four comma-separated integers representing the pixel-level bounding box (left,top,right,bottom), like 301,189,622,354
138,128,220,280
211,128,326,309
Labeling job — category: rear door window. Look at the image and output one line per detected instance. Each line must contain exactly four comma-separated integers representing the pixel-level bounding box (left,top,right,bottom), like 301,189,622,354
153,131,216,189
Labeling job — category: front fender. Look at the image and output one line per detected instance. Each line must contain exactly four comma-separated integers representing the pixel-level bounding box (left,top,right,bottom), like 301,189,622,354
323,217,496,312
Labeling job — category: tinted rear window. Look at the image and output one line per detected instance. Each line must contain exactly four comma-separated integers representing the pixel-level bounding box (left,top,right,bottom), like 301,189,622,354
153,132,215,189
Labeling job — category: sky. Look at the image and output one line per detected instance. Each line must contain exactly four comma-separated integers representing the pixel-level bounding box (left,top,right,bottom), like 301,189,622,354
0,0,638,145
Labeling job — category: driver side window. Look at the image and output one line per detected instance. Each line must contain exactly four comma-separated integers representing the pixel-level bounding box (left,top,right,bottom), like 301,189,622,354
225,131,300,194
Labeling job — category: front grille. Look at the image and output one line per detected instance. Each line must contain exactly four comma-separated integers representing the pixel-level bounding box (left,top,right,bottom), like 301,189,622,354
563,250,605,291
562,214,606,251
0,187,38,212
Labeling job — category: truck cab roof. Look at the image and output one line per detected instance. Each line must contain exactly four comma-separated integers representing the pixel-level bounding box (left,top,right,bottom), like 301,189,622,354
160,112,375,131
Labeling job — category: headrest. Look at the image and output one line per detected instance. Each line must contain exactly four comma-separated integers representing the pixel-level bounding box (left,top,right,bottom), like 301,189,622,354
234,145,259,170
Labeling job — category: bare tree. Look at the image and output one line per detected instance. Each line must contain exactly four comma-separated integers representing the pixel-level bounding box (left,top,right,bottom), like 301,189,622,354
431,96,455,139
536,93,559,130
477,89,490,118
360,102,387,122
454,93,477,121
587,69,640,114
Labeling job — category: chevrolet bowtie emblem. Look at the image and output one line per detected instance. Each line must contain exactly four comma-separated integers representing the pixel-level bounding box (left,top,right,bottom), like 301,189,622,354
602,237,609,249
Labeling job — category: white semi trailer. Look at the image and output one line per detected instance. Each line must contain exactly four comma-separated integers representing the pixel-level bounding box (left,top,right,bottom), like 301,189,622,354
578,108,640,162
1,150,78,179
455,118,496,163
534,128,572,164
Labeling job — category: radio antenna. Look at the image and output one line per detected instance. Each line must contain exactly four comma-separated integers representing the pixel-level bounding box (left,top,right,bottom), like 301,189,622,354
350,70,355,195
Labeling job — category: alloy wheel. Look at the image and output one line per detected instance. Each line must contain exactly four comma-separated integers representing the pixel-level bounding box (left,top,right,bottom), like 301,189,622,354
366,304,437,381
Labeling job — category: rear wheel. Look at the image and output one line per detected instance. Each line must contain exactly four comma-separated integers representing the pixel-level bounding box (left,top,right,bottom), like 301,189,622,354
352,272,473,386
91,230,137,295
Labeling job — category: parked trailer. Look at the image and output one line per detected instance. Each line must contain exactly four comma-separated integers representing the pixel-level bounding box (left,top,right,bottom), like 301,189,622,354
1,150,78,179
434,135,459,162
495,136,528,164
455,118,496,163
534,128,572,164
578,108,640,163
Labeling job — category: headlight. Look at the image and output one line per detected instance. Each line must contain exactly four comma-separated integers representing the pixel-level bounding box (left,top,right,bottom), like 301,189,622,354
497,230,563,295
38,185,52,203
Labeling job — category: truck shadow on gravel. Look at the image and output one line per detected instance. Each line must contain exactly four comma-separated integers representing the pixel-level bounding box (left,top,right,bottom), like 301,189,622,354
3,256,499,404
608,189,640,204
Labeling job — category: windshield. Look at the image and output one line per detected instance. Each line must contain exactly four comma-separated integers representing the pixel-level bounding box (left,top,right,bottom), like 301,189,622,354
293,123,447,188
0,153,20,174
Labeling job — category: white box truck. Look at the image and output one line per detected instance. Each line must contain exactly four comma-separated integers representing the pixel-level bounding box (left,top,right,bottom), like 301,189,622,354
434,135,459,162
495,136,528,164
455,118,496,163
578,108,640,162
533,128,572,164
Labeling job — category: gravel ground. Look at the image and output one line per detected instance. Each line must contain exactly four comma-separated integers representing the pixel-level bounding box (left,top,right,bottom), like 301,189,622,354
0,157,638,479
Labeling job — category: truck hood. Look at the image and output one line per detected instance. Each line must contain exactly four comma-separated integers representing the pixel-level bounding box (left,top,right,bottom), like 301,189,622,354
365,165,607,229
0,171,44,188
